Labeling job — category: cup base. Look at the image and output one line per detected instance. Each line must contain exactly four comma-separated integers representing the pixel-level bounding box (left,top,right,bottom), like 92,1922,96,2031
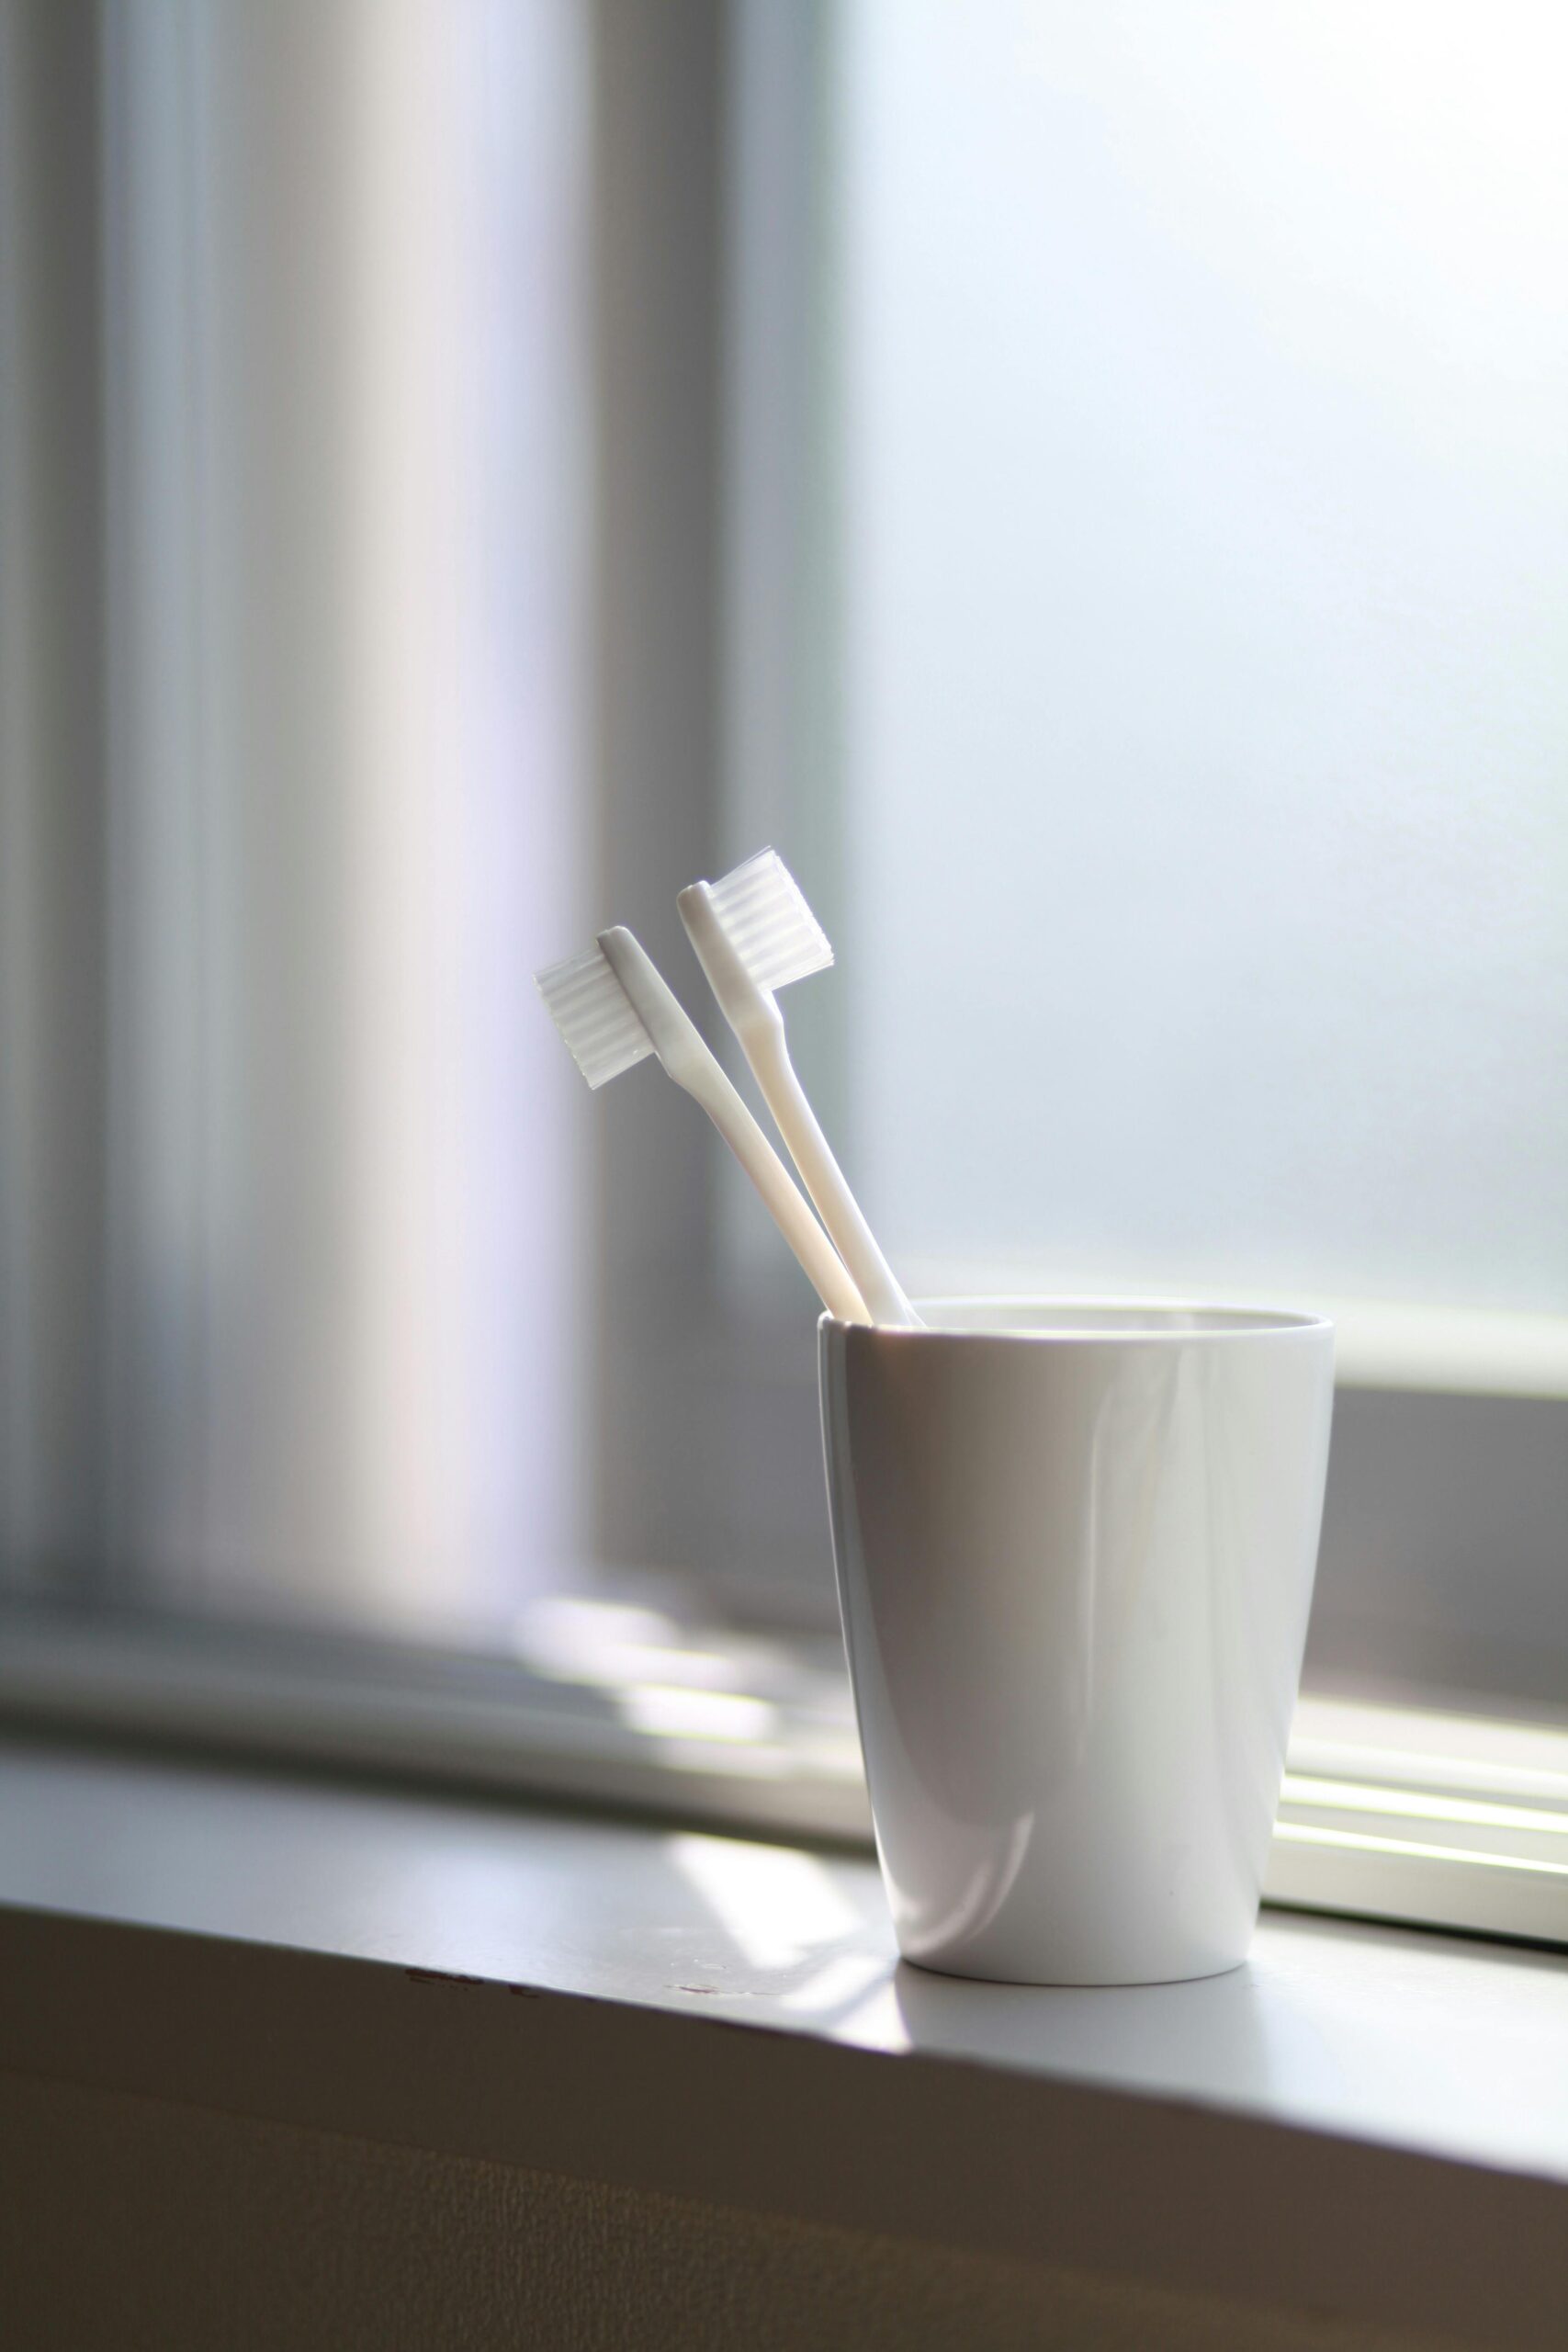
897,1947,1251,1990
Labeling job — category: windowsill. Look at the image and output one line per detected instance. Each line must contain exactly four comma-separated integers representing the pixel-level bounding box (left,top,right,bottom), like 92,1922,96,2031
3,1736,1566,2349
4,1598,1565,1949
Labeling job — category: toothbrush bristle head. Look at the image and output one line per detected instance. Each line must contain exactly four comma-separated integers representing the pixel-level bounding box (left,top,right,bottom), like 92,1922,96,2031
535,944,653,1088
705,848,833,994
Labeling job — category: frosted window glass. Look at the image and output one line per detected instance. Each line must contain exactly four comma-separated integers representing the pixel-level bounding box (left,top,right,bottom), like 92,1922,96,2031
837,0,1568,1310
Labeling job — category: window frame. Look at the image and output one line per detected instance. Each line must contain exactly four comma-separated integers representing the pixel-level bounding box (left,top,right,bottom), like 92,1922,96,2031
599,0,1568,1717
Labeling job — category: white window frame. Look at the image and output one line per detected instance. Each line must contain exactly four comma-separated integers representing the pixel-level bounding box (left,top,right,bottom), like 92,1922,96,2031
599,0,1568,1720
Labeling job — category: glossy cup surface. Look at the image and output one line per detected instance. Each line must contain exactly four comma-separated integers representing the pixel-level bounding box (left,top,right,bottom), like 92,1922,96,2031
819,1300,1335,1985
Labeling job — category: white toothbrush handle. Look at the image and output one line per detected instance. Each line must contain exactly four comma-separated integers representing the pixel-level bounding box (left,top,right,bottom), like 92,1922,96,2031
742,1019,918,1329
676,884,919,1328
597,930,869,1324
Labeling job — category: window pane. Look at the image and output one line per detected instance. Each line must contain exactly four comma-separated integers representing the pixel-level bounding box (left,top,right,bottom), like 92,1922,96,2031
834,0,1568,1313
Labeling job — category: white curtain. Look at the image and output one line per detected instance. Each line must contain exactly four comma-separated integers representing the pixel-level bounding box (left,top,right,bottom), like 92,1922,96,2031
0,0,590,1623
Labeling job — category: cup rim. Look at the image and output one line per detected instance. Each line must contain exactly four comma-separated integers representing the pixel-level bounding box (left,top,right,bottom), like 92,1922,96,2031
820,1295,1334,1343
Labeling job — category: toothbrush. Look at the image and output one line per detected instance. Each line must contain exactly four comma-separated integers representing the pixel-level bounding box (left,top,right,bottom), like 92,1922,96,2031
536,925,869,1325
678,851,919,1328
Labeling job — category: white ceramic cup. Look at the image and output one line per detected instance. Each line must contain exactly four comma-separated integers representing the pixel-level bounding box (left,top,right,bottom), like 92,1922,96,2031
819,1300,1335,1985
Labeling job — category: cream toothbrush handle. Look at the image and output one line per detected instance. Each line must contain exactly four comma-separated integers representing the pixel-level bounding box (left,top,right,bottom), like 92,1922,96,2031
740,1019,916,1329
675,884,918,1328
598,929,868,1324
